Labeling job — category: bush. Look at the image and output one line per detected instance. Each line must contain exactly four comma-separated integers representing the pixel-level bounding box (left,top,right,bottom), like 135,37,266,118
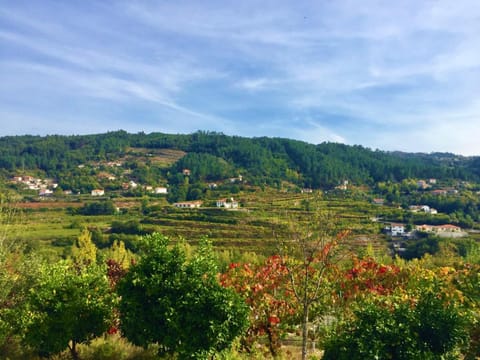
77,200,117,216
322,290,469,360
110,220,146,235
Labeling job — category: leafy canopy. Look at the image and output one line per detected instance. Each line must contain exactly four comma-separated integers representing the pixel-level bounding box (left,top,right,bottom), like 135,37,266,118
22,261,117,359
117,233,249,359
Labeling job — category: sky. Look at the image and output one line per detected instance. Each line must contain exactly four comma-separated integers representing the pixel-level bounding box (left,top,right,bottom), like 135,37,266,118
1,1,480,155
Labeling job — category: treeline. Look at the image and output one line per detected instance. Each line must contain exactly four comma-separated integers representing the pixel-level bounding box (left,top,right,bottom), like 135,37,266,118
0,130,478,188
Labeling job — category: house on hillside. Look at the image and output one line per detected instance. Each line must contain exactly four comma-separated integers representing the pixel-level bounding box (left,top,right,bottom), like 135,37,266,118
91,189,105,196
229,175,243,183
336,180,349,190
417,180,430,189
173,201,202,209
208,183,218,189
436,224,461,233
372,198,385,205
416,224,462,233
389,223,405,236
39,189,53,197
409,205,438,214
416,224,435,232
98,172,116,181
216,198,239,209
153,187,168,194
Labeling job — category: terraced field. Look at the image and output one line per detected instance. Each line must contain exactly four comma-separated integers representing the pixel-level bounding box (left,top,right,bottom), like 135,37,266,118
5,188,391,260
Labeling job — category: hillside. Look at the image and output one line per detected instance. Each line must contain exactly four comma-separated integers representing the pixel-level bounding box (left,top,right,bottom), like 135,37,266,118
0,130,478,191
1,130,479,267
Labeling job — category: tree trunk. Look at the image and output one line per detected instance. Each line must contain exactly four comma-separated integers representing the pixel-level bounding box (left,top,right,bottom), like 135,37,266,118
68,340,80,360
267,326,277,357
301,303,309,360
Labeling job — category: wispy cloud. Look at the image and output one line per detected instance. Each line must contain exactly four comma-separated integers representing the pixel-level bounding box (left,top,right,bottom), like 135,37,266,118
1,1,479,154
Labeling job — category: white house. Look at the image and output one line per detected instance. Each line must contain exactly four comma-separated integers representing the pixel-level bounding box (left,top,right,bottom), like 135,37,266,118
153,187,168,194
173,201,202,209
216,198,239,209
390,223,405,236
91,189,105,196
409,205,438,214
39,189,53,197
208,183,218,189
229,175,243,183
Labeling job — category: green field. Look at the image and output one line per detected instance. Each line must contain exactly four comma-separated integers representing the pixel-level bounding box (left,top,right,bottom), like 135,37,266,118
4,188,392,263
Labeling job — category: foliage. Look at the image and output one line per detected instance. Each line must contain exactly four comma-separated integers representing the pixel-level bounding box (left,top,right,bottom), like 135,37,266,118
117,233,249,359
104,239,135,270
22,261,117,359
171,152,235,182
0,249,39,353
220,255,296,356
71,228,98,266
0,205,40,353
323,288,469,360
324,259,477,360
110,220,147,235
278,205,350,360
77,201,117,216
1,131,478,191
338,257,406,302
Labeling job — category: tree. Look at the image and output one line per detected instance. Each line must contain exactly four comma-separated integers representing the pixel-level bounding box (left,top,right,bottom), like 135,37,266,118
104,239,134,270
117,233,249,359
323,280,469,360
220,255,296,356
22,262,117,360
71,228,97,266
276,207,349,360
77,200,116,216
0,205,41,355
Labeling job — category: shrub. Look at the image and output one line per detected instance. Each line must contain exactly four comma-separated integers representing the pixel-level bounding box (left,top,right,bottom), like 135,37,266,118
322,290,469,360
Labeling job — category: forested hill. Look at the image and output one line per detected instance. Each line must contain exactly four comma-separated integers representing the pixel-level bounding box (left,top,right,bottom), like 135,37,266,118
0,130,478,188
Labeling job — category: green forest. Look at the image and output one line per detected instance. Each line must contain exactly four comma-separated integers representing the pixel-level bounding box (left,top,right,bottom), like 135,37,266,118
0,130,478,189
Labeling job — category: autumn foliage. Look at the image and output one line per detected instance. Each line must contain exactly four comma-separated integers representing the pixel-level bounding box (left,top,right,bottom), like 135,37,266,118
220,255,295,355
339,257,406,301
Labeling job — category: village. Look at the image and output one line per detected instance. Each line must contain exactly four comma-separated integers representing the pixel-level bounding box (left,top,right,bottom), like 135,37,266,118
9,167,242,211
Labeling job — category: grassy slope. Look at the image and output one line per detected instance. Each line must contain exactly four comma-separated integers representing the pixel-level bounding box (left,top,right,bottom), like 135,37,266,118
6,187,390,260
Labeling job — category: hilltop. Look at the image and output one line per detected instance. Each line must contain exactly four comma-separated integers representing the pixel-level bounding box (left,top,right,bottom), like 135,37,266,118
0,130,478,194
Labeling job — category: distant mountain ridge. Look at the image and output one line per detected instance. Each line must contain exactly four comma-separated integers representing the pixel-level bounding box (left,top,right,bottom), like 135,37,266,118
0,130,478,188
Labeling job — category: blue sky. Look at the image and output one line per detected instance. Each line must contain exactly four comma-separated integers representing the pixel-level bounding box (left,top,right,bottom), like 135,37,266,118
1,1,479,155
